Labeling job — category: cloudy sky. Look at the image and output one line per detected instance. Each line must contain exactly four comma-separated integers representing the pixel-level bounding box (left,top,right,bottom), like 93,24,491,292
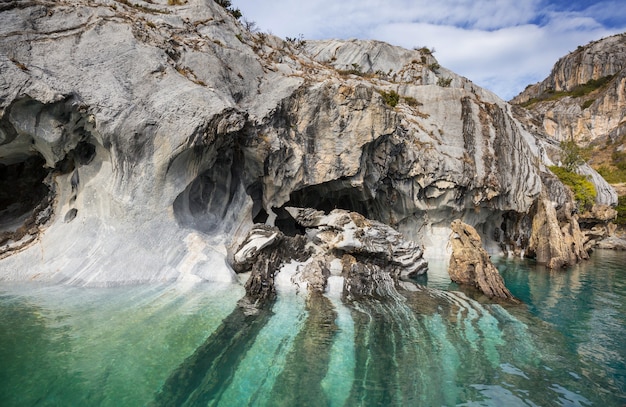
233,0,626,100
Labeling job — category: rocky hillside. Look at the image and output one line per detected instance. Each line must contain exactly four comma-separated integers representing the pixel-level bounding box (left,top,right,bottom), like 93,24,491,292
511,34,626,169
512,33,625,226
0,0,616,287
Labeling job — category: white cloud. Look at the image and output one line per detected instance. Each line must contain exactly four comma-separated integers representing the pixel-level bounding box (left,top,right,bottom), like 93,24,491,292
234,0,626,100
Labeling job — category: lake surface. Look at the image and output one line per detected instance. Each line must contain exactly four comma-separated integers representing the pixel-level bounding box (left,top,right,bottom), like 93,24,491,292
0,250,624,406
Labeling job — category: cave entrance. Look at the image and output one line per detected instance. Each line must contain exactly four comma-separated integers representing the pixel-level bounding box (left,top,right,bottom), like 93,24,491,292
273,180,379,236
0,154,52,243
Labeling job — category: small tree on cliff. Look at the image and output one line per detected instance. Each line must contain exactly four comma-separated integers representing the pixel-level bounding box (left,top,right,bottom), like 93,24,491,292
550,140,596,210
560,140,590,172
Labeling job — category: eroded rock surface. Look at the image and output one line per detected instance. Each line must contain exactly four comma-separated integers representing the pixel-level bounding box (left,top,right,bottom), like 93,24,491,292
512,34,626,147
231,208,427,302
0,0,603,287
448,220,517,301
578,204,618,250
528,190,588,269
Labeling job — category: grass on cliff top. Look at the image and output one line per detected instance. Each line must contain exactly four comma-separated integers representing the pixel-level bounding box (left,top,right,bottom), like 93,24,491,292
520,75,615,108
548,165,597,210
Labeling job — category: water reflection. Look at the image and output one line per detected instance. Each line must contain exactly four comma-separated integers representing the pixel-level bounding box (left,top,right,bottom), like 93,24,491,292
0,251,624,406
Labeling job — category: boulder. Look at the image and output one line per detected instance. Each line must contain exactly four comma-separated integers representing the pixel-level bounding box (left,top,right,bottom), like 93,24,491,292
448,220,517,301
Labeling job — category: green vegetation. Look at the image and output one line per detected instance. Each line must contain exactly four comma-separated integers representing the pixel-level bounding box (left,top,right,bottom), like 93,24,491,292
559,140,591,172
379,90,400,107
337,64,374,78
581,99,595,109
597,165,626,184
437,77,452,87
337,69,369,77
548,140,597,210
596,148,626,183
214,0,242,19
428,63,440,71
285,34,306,49
402,96,421,107
549,166,597,210
414,46,435,55
590,133,626,183
520,75,615,108
615,195,626,226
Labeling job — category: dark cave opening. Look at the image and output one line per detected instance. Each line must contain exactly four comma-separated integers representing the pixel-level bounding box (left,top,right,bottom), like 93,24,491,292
0,155,52,240
272,180,379,236
287,183,375,216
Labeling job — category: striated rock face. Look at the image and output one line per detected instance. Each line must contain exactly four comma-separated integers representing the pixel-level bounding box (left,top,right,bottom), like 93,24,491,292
510,34,622,247
448,220,517,301
232,224,310,303
513,34,626,103
0,0,600,287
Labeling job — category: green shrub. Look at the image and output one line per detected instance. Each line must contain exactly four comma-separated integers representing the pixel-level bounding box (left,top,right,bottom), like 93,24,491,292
549,166,597,210
612,150,626,171
229,7,242,19
581,99,595,109
616,195,626,226
214,0,241,19
414,46,434,55
559,140,590,172
437,77,452,87
402,96,421,107
379,90,400,107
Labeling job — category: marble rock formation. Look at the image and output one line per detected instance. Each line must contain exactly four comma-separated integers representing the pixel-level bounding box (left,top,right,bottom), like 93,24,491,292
0,0,609,288
448,220,517,301
595,236,626,250
527,190,589,269
231,208,428,302
578,204,618,250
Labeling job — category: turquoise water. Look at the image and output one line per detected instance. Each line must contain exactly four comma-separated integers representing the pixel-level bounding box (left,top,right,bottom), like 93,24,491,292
1,250,625,406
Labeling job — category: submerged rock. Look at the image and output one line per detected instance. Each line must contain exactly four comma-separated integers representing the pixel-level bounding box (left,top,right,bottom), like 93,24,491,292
448,220,517,301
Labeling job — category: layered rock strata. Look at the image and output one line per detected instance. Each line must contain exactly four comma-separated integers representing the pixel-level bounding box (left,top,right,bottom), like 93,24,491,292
0,0,607,288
